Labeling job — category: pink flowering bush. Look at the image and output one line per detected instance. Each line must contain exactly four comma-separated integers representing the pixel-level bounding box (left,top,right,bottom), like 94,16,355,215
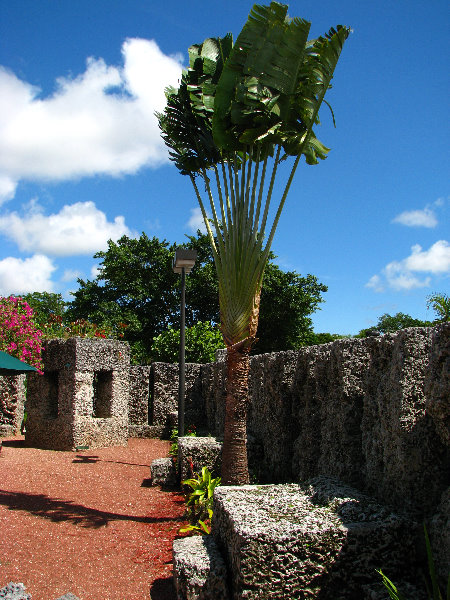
0,296,44,373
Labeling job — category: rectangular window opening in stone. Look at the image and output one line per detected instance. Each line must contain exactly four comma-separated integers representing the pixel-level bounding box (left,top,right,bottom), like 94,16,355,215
44,371,59,419
93,370,113,418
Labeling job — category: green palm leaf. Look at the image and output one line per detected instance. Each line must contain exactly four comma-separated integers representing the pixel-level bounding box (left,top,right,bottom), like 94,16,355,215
157,34,232,175
212,2,311,153
282,24,350,163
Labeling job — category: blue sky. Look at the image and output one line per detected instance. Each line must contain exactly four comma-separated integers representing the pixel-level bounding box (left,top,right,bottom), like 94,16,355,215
0,0,448,335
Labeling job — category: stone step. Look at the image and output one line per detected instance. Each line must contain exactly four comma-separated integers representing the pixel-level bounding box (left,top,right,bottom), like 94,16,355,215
177,436,222,483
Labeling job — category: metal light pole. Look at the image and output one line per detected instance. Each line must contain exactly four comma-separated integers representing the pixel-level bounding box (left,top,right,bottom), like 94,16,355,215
173,248,197,437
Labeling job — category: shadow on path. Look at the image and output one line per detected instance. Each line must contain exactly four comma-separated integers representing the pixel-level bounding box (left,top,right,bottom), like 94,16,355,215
72,454,150,467
150,576,177,600
1,439,26,448
0,490,184,529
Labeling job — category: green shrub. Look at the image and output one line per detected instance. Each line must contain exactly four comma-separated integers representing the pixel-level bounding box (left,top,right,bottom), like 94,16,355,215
179,466,221,535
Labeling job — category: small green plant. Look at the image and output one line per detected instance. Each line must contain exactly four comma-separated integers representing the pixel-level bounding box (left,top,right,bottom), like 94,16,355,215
376,570,407,600
179,466,221,535
168,426,197,463
377,524,450,600
422,524,450,600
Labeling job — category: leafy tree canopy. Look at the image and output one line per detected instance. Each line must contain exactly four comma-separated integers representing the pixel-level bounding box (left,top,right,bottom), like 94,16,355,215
151,321,224,364
20,292,67,328
67,231,327,362
357,312,433,337
306,332,349,345
256,265,326,353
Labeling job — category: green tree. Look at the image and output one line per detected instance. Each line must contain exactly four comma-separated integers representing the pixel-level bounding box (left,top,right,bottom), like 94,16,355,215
357,312,432,337
256,269,327,354
427,292,450,323
151,321,225,364
157,2,350,484
20,292,126,342
306,332,348,345
67,234,180,363
184,231,223,325
20,292,67,329
68,230,327,362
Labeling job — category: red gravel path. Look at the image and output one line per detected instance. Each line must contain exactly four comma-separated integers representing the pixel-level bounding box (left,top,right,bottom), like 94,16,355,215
0,436,187,600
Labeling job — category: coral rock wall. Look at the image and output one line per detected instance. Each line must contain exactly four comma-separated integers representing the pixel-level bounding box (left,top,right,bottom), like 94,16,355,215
2,326,448,518
202,325,449,520
0,373,25,436
146,324,449,521
25,337,130,450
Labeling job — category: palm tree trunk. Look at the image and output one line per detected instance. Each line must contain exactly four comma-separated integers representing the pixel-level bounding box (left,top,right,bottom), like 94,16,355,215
221,344,251,485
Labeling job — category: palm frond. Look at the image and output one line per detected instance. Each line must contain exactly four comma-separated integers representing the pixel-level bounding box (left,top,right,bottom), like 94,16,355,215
156,35,233,175
213,2,311,154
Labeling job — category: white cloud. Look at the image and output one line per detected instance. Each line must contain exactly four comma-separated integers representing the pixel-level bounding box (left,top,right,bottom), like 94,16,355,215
61,269,82,282
187,207,207,233
0,254,56,296
392,198,448,228
366,275,384,293
90,264,101,279
392,207,437,228
0,39,183,194
366,240,450,292
383,261,431,291
0,175,17,205
404,240,450,273
0,200,135,256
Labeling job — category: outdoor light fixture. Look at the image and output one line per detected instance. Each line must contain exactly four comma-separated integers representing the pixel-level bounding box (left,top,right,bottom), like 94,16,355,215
173,248,197,438
173,248,197,274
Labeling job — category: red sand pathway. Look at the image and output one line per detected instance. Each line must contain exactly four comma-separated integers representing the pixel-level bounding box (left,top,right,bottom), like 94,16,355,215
0,437,187,600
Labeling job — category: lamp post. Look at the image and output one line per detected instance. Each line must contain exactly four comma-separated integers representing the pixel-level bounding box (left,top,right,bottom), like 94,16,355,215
173,248,197,437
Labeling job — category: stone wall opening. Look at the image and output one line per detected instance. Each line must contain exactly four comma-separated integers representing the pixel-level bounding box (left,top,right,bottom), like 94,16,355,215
92,370,113,418
44,371,59,419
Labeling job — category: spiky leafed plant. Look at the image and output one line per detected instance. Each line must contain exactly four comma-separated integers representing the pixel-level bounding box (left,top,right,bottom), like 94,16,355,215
157,2,350,484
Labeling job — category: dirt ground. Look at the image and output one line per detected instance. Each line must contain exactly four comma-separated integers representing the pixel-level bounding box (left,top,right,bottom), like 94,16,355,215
0,436,187,600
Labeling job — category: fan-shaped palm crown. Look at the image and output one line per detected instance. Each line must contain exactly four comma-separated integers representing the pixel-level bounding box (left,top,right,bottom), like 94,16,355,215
158,1,349,347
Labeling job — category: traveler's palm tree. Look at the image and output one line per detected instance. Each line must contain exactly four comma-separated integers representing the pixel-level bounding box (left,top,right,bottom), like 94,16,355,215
157,2,350,484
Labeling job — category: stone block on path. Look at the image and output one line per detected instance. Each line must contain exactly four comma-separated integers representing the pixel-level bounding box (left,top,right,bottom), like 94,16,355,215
0,583,81,600
173,535,229,600
151,457,177,487
178,436,222,483
0,583,31,600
